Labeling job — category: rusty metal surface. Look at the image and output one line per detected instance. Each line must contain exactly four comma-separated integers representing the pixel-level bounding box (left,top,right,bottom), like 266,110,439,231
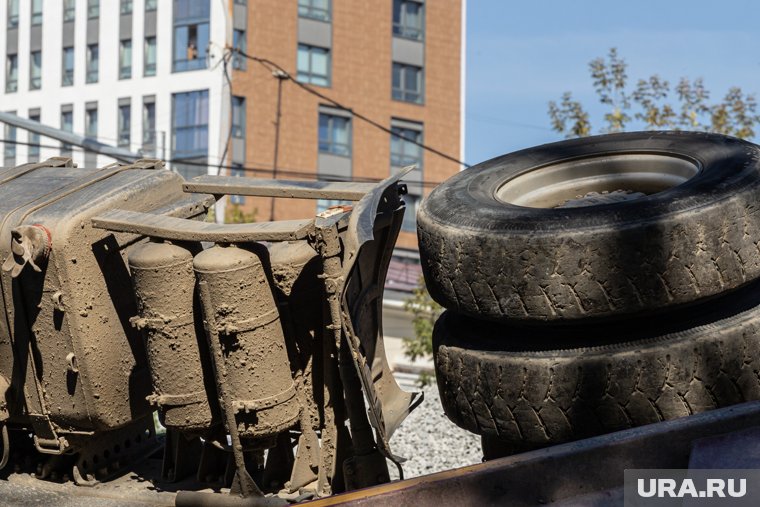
184,177,378,200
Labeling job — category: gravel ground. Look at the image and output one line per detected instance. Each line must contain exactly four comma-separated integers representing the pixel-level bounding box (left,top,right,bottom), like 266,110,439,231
388,382,483,479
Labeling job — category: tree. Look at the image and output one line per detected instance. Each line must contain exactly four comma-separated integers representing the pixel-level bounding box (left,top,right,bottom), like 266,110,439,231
548,48,760,139
402,276,443,386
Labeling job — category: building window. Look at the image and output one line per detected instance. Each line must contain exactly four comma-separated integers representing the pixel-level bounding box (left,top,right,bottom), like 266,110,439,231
172,90,209,178
31,0,42,25
62,47,75,86
63,0,76,21
5,55,18,93
145,0,157,11
142,97,156,149
118,101,131,148
144,37,157,76
393,0,424,40
86,44,99,83
30,51,42,90
173,0,210,72
298,0,330,21
297,44,330,87
4,119,16,167
318,113,351,157
230,164,245,204
232,96,245,138
119,40,132,79
88,0,99,18
85,104,98,139
7,0,19,28
232,29,246,70
28,111,40,162
120,0,133,14
391,122,423,231
392,63,423,104
61,106,74,156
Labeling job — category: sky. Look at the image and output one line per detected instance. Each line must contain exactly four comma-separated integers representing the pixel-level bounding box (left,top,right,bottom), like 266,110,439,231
465,0,760,166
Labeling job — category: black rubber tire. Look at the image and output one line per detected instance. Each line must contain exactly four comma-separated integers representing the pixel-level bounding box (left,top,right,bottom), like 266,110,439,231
418,131,760,324
433,280,760,456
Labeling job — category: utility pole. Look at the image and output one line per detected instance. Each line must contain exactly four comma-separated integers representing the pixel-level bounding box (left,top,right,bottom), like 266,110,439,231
270,69,289,221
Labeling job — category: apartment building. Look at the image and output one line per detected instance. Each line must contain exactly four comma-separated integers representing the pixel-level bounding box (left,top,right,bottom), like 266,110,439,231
1,0,464,266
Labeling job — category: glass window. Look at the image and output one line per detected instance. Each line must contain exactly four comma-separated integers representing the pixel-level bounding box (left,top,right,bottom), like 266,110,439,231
401,194,420,231
393,0,424,40
61,107,74,155
230,164,245,204
232,29,246,70
88,0,99,18
62,47,75,86
145,0,157,11
63,0,76,21
144,37,157,76
392,63,423,104
172,89,209,159
86,44,99,83
318,113,351,157
4,120,16,166
232,96,245,138
120,0,133,14
143,99,156,147
28,112,40,161
297,44,330,87
118,102,131,148
7,0,19,28
298,0,330,21
5,55,18,93
173,0,210,72
120,40,132,79
390,126,423,168
85,106,98,138
30,51,42,90
31,0,42,25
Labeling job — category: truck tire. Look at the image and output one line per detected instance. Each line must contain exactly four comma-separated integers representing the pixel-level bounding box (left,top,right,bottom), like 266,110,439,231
433,280,760,456
418,131,760,324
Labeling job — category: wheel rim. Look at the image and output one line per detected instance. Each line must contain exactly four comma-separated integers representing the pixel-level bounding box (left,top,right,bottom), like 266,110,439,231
494,152,701,208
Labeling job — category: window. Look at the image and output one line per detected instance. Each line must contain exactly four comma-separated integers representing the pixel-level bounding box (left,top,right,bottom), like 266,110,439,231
31,0,42,25
4,117,16,167
319,113,351,157
5,55,18,93
62,47,75,86
119,40,132,79
390,122,424,231
63,0,76,21
7,0,19,28
142,97,156,148
28,111,40,162
173,0,210,72
393,0,424,40
232,30,246,70
172,90,209,178
118,101,131,148
120,0,133,14
233,0,246,5
144,37,157,76
298,0,330,21
392,63,423,104
88,0,99,18
145,0,157,11
30,51,42,90
232,96,246,138
230,164,245,204
297,44,330,87
85,104,98,138
61,106,74,156
86,44,99,83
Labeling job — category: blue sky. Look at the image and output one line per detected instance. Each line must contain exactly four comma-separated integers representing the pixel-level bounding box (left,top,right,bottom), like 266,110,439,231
465,0,760,165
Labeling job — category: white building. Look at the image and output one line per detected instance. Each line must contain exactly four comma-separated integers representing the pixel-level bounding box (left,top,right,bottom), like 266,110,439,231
1,0,231,177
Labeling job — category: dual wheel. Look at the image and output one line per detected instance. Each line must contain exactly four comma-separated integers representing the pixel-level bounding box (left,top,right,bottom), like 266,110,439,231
418,132,760,456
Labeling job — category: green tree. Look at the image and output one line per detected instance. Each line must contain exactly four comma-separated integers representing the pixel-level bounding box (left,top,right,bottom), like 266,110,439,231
548,48,760,139
402,276,443,386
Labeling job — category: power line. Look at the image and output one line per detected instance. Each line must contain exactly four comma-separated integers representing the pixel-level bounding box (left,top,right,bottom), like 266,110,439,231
236,49,471,169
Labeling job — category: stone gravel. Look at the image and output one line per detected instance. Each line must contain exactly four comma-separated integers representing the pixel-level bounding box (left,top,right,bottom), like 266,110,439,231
388,382,483,480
